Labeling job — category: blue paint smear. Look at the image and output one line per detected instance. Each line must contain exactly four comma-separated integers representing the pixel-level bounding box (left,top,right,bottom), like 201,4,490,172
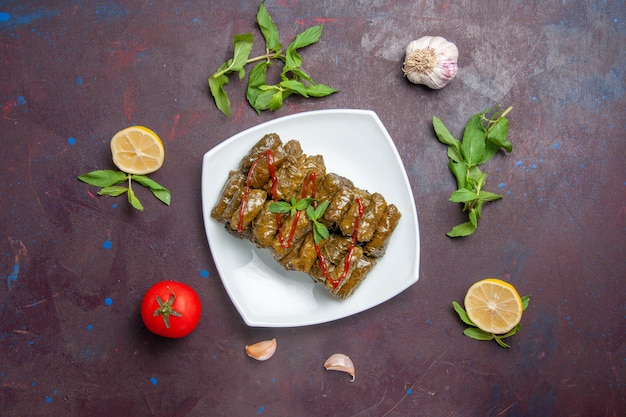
406,388,413,394
45,396,52,403
16,95,26,105
200,269,209,278
7,263,19,289
86,324,93,330
77,77,82,85
67,136,76,145
149,377,158,386
0,9,61,31
257,406,265,414
104,297,113,306
102,239,112,250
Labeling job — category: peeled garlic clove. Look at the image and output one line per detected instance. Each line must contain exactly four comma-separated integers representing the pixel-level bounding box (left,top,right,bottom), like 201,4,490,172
245,338,277,361
402,35,458,89
324,353,355,382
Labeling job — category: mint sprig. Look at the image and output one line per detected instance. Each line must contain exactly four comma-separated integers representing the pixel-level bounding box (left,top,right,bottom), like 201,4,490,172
433,106,513,237
268,197,330,244
208,1,338,117
306,200,330,244
78,169,171,211
452,295,530,348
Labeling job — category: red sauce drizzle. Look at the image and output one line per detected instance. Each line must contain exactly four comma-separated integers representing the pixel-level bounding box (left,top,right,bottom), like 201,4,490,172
277,171,318,249
315,197,364,290
239,153,363,290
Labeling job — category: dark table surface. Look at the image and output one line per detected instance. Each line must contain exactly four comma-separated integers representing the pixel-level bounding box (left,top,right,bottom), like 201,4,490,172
2,1,624,416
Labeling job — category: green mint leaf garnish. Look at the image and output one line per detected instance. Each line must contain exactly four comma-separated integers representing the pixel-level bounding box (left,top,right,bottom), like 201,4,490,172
78,170,169,210
209,1,337,116
78,170,127,187
433,106,513,237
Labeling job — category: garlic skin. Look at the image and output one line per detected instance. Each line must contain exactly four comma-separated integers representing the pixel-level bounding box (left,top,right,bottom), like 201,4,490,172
245,338,277,361
403,36,458,89
323,353,355,382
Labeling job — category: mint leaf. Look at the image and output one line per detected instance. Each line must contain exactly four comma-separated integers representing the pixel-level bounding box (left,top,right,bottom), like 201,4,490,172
209,63,232,117
313,221,329,244
433,117,461,151
256,0,281,51
285,25,322,70
246,61,270,113
306,83,339,97
269,201,292,214
98,186,128,197
78,170,127,187
447,221,476,237
463,327,494,341
127,187,144,211
461,114,486,167
452,301,475,326
449,188,479,203
229,33,255,77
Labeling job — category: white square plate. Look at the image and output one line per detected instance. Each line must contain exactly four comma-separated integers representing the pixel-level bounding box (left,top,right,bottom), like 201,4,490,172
201,109,419,327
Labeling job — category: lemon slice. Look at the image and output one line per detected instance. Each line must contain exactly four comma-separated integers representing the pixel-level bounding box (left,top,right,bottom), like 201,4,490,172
110,126,164,175
464,278,523,334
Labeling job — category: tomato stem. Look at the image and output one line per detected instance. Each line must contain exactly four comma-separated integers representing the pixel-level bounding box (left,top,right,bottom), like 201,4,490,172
153,286,183,328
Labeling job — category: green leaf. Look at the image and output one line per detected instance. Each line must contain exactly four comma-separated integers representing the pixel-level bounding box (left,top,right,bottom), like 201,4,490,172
151,188,171,205
487,117,512,152
98,186,128,197
132,175,171,205
494,336,511,348
269,201,292,214
127,188,144,211
447,145,464,164
230,33,255,76
313,221,329,244
285,67,314,84
449,188,478,203
280,79,309,97
312,200,330,220
209,63,231,117
269,90,283,111
461,114,486,167
447,221,476,237
448,161,467,189
468,208,478,227
131,175,165,191
253,88,276,111
305,83,339,97
78,170,127,187
477,190,503,203
294,198,314,211
256,1,281,51
433,117,461,152
521,295,531,311
452,301,475,326
463,327,494,341
285,25,322,70
246,61,270,113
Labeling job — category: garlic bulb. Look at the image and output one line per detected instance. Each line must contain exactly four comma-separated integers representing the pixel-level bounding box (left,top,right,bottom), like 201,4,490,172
324,353,355,382
402,36,458,89
245,338,277,361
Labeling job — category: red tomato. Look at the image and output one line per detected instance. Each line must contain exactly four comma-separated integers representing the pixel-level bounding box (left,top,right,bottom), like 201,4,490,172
141,280,201,338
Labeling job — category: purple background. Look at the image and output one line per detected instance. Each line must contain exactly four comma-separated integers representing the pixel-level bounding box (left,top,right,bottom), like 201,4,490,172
1,1,624,416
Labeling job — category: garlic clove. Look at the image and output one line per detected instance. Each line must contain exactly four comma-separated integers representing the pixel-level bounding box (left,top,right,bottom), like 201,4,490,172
403,35,458,89
245,338,277,361
323,353,355,382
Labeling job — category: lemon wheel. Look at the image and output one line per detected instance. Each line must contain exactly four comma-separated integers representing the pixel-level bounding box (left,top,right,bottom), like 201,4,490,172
464,278,524,334
110,126,164,175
